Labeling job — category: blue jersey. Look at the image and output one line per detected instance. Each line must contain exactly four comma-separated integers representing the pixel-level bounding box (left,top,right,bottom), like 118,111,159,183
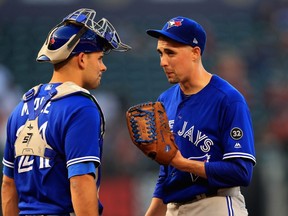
153,75,256,203
2,83,104,214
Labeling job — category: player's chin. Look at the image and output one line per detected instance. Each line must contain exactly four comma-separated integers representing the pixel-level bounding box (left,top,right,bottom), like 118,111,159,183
166,74,177,84
93,80,101,89
85,80,101,90
94,76,102,87
167,77,179,84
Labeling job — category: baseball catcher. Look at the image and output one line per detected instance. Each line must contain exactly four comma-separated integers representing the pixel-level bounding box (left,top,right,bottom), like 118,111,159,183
126,101,178,165
1,8,130,216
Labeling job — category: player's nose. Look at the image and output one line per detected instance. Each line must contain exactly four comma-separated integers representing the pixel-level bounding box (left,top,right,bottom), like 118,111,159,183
160,56,168,67
101,62,107,72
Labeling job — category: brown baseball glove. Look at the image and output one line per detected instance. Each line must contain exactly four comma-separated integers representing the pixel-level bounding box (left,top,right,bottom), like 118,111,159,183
126,102,178,165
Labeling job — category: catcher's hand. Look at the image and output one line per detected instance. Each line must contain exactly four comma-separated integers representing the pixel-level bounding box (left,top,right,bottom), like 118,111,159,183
126,102,178,165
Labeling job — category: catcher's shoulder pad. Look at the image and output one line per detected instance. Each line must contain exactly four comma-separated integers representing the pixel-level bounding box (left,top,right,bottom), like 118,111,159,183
126,101,178,165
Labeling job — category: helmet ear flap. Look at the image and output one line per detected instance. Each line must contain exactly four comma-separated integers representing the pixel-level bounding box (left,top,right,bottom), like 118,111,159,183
37,33,79,64
36,24,87,64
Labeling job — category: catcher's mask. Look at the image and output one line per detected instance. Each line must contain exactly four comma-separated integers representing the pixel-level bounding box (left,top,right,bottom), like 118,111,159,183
37,8,131,64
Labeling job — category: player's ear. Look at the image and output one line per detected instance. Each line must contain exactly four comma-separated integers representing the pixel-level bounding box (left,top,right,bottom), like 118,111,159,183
77,52,86,69
190,46,201,60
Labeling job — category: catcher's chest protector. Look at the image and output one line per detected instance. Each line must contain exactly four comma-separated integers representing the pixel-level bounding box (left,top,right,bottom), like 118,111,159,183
14,82,105,159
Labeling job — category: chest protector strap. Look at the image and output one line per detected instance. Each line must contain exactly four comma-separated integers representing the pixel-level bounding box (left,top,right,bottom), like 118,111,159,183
14,82,105,159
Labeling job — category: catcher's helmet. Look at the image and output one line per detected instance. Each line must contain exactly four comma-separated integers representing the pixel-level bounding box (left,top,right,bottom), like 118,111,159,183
37,8,131,64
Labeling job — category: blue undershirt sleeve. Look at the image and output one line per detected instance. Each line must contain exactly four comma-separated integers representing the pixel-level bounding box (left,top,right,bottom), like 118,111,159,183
3,166,14,178
205,158,253,188
68,161,97,179
152,166,167,199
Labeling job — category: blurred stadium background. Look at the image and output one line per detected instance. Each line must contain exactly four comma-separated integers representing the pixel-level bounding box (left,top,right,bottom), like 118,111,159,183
0,0,288,215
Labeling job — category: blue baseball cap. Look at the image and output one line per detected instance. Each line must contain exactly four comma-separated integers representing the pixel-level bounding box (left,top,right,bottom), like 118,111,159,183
146,16,206,55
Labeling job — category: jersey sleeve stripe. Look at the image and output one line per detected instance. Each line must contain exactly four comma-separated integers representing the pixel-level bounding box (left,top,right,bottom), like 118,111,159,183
2,159,14,169
223,152,256,165
66,156,100,167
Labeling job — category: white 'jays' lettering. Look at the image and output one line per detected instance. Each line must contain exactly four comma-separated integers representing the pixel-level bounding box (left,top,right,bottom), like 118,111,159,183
176,121,214,152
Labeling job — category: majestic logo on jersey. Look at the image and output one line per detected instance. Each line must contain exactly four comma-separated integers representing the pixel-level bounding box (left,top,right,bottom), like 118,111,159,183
234,142,242,148
230,127,243,140
167,18,183,29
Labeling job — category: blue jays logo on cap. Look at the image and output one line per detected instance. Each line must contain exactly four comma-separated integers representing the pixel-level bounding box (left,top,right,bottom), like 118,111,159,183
146,16,207,55
167,18,183,29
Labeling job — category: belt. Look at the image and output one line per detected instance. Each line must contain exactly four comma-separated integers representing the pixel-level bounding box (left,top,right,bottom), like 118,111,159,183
171,187,241,206
172,192,218,206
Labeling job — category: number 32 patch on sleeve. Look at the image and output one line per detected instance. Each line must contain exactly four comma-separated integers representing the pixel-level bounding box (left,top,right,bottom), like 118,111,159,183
230,127,243,140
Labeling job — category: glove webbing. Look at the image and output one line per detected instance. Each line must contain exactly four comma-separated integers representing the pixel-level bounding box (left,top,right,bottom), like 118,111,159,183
129,107,156,143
